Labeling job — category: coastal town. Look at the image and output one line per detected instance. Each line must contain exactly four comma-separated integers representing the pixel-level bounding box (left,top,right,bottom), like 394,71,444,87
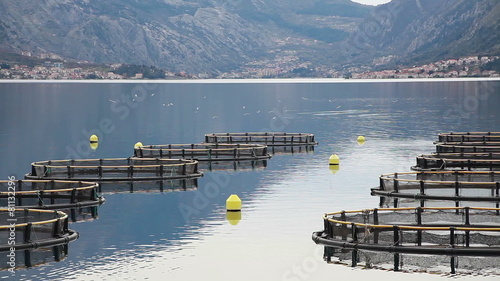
349,55,500,79
219,54,500,79
0,51,498,80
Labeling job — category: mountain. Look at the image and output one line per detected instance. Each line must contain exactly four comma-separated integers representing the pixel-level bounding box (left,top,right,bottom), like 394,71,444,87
0,0,370,73
0,0,270,73
0,0,498,74
343,0,500,69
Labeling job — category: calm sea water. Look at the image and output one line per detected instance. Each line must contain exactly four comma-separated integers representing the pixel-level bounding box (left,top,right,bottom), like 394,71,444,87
0,79,499,280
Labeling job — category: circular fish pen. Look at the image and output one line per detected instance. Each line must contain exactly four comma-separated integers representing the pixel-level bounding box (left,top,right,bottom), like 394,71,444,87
0,180,103,209
134,143,271,161
204,132,318,146
412,152,500,171
0,208,78,251
25,158,202,181
436,142,500,153
438,132,500,142
371,171,500,201
312,207,500,256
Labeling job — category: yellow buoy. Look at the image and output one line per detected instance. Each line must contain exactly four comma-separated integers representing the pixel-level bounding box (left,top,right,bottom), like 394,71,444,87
90,134,99,143
357,137,365,146
226,194,242,211
329,164,340,174
329,154,340,165
90,142,99,151
134,142,144,149
226,211,241,225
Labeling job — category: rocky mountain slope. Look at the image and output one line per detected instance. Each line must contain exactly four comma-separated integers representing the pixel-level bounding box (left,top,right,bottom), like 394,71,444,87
343,0,500,69
0,0,498,73
0,0,369,73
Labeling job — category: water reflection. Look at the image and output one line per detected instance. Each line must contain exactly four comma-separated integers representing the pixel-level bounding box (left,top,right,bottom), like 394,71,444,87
64,206,100,223
0,245,70,272
0,81,498,280
198,159,268,171
323,246,500,275
98,179,199,194
268,145,315,155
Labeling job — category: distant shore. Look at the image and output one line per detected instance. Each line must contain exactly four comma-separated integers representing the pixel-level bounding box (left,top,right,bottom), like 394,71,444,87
1,77,499,84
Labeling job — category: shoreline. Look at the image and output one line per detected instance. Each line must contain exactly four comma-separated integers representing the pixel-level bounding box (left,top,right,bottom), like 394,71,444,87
0,77,499,84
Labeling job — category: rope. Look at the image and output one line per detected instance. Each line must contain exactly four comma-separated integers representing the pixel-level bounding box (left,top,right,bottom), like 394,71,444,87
37,191,44,206
360,226,372,243
362,209,370,224
39,166,51,178
439,159,447,170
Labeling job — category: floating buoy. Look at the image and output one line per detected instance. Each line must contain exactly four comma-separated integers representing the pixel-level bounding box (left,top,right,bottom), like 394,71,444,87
329,165,340,174
90,134,99,143
226,211,241,225
226,194,242,211
90,142,99,151
134,142,143,149
329,154,340,165
357,136,365,146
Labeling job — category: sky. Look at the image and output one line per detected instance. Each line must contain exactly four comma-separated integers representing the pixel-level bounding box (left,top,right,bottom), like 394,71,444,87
351,0,392,5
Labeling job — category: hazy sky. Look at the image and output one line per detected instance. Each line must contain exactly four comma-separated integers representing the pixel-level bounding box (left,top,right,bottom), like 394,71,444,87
351,0,392,5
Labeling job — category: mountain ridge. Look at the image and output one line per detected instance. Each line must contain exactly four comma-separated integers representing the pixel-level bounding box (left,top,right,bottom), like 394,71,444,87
343,0,500,69
0,0,498,74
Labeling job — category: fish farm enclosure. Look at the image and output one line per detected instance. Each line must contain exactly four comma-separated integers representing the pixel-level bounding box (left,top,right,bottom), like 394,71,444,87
134,143,271,161
0,209,78,251
314,206,500,255
313,132,500,273
1,79,500,281
373,171,500,201
204,132,318,146
1,131,318,273
0,180,102,209
4,129,500,276
413,152,500,171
